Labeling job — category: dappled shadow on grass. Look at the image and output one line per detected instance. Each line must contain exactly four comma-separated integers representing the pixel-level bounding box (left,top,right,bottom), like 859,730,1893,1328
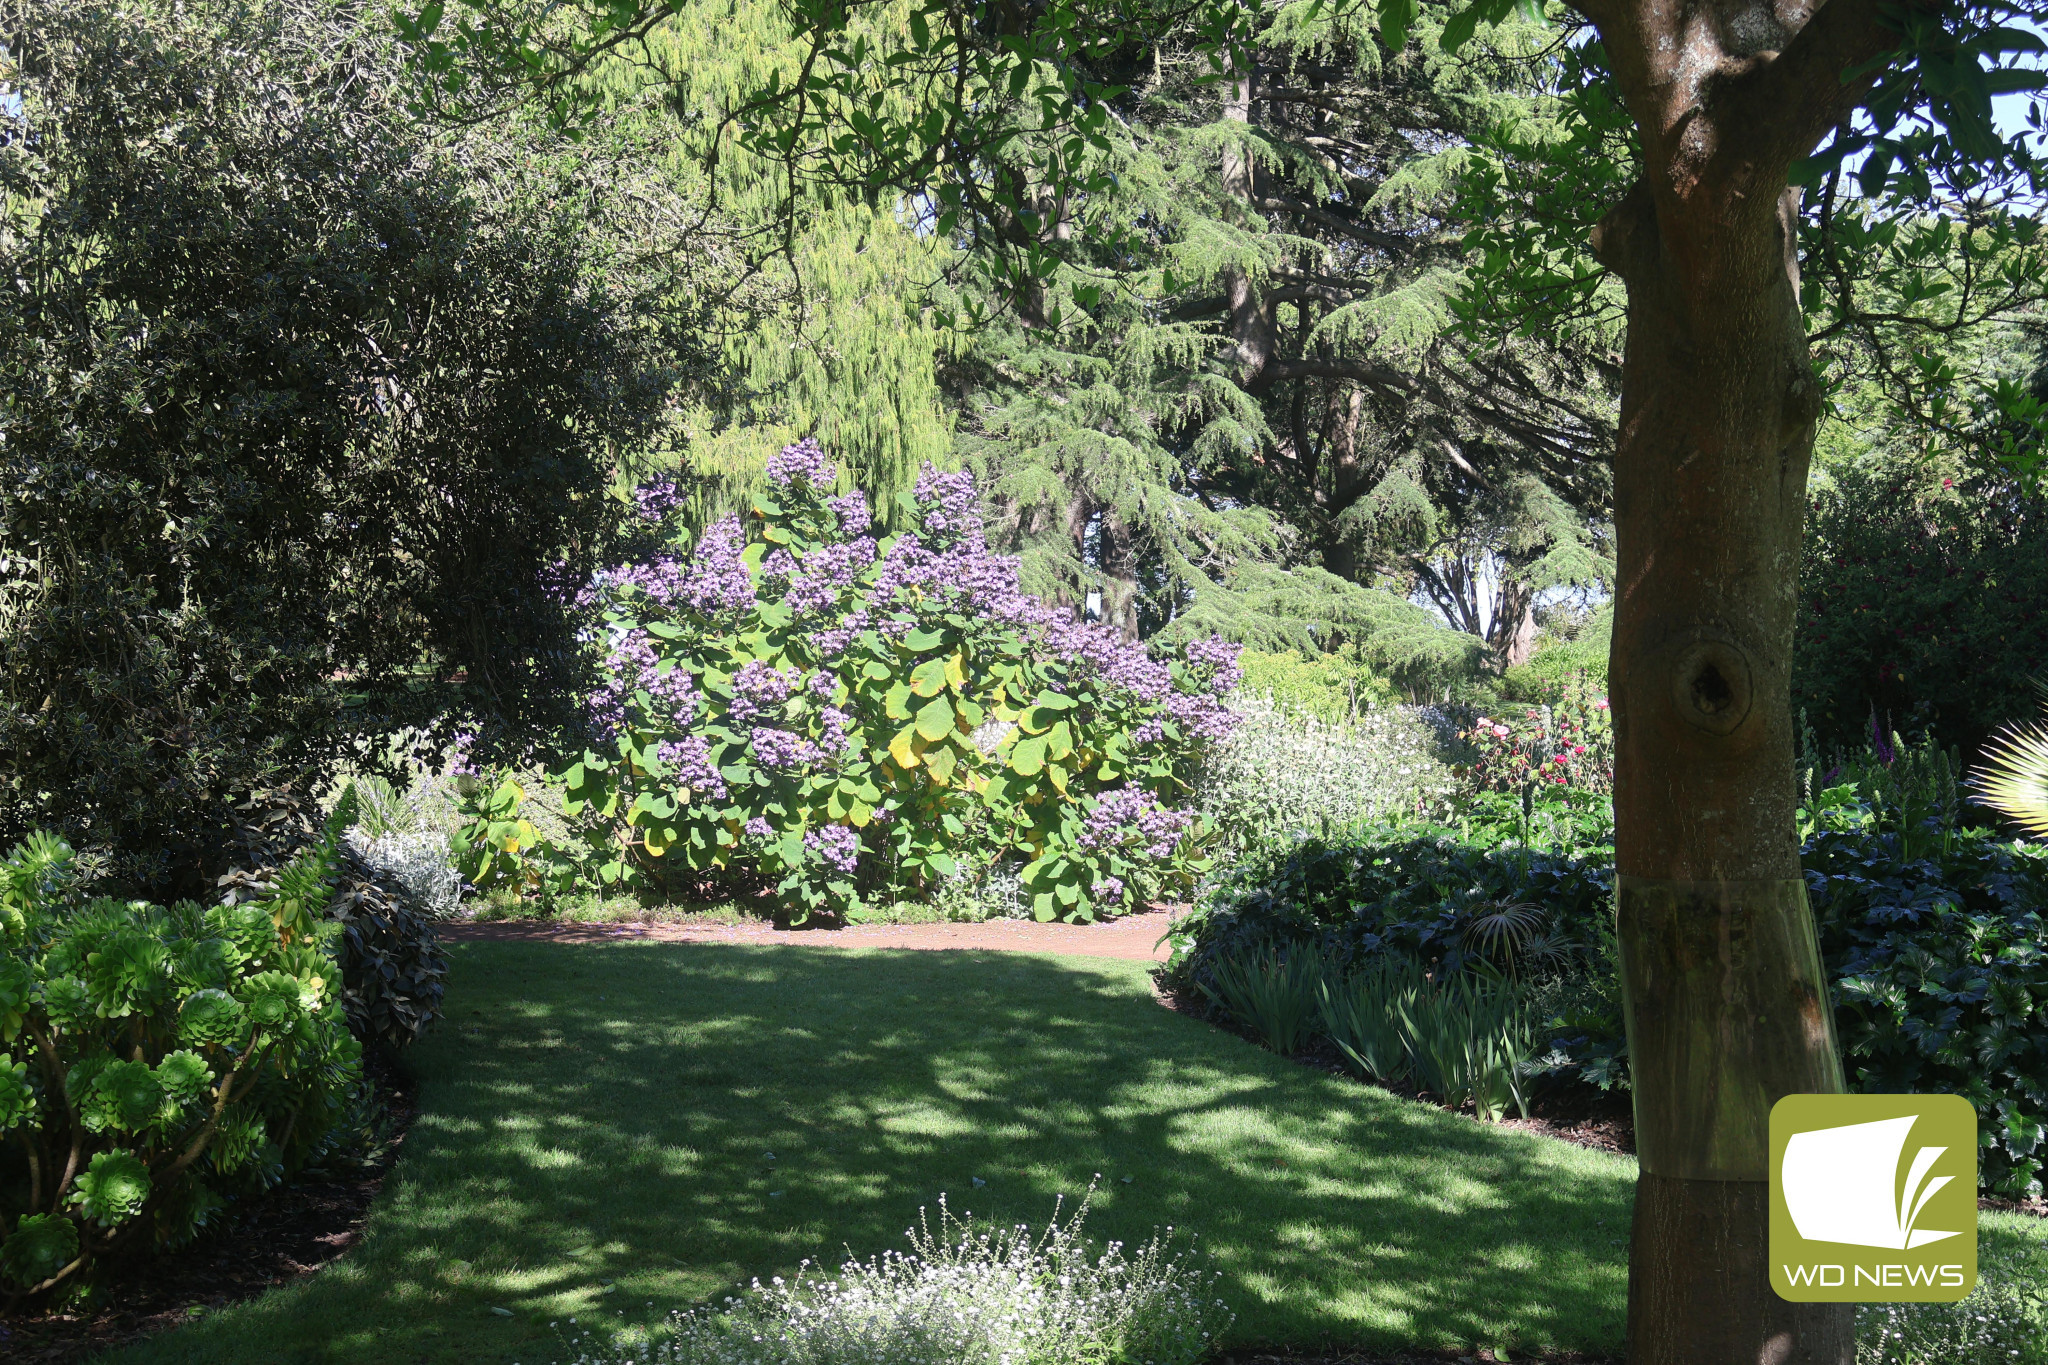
114,943,1637,1365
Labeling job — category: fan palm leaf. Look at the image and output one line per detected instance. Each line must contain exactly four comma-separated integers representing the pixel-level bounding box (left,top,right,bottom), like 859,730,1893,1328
1973,721,2048,839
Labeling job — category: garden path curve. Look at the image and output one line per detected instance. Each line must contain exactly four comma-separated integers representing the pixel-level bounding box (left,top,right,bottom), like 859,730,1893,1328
438,907,1177,961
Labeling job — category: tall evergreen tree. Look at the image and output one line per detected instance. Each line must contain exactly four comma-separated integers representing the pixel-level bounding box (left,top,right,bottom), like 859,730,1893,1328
944,5,1616,665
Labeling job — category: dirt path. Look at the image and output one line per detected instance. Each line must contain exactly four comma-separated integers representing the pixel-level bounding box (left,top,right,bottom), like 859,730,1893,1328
439,907,1179,962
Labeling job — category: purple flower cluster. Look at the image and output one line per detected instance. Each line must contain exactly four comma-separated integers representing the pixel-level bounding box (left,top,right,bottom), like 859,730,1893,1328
750,727,822,770
1091,877,1126,905
811,608,872,659
784,537,877,616
727,660,799,726
804,822,860,873
1079,786,1194,860
744,816,774,841
766,438,838,491
656,735,727,801
818,705,860,758
680,518,756,615
828,489,872,534
448,731,479,779
634,476,683,523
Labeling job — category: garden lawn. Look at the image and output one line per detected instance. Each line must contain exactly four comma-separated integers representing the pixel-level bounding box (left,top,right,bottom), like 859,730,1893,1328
105,940,2047,1364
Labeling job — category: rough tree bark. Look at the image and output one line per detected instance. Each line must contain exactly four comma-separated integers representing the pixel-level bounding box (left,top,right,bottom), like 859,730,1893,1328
1578,0,1911,1358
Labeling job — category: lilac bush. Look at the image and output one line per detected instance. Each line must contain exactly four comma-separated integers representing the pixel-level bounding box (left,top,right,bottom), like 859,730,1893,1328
557,440,1241,920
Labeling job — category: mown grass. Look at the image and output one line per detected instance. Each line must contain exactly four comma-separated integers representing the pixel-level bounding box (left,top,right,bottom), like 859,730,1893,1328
106,940,2047,1364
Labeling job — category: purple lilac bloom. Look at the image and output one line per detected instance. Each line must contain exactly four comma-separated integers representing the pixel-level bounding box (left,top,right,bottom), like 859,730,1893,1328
818,706,861,758
1091,877,1125,906
807,670,839,700
744,816,774,841
1183,634,1245,695
785,537,876,616
766,438,838,490
804,823,860,873
812,608,871,658
656,735,727,802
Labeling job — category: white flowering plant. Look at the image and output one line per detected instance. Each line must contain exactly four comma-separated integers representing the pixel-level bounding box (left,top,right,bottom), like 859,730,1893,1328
1196,692,1456,848
554,1187,1234,1365
1856,1251,2048,1364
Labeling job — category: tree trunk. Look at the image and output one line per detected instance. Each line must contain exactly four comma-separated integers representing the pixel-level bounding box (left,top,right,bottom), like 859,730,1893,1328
1579,0,1910,1348
1594,171,1851,1362
1488,574,1539,668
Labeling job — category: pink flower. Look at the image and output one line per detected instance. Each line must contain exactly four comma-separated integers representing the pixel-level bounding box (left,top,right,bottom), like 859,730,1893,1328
1594,697,1610,711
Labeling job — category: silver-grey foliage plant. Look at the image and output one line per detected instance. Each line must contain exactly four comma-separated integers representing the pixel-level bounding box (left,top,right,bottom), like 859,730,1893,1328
1196,694,1454,848
557,1190,1232,1365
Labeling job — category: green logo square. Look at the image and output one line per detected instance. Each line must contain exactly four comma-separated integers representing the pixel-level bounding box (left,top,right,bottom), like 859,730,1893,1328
1770,1093,1978,1302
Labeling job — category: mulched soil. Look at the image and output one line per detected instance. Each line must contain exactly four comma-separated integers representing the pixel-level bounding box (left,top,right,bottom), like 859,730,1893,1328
0,1054,418,1365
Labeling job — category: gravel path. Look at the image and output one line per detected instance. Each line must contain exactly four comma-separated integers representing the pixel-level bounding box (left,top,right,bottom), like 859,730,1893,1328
439,907,1179,962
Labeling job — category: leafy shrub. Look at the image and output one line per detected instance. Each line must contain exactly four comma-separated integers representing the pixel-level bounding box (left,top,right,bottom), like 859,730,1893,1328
1194,695,1455,850
342,772,466,919
1171,788,2048,1193
213,789,449,1053
1806,821,2048,1197
342,830,466,921
1233,648,1397,722
0,0,674,895
1166,829,1616,997
1795,455,2048,759
561,444,1240,922
318,853,448,1053
557,1190,1232,1365
1856,1251,2048,1364
0,828,363,1305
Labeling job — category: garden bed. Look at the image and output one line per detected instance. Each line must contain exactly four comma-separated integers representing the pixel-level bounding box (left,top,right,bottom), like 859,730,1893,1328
2,1055,417,1365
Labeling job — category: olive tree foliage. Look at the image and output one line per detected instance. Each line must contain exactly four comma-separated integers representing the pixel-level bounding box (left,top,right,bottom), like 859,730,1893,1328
0,0,684,893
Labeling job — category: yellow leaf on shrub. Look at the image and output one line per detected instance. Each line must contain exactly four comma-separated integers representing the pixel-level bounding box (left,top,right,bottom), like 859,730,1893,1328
889,726,922,769
926,744,957,785
945,650,967,690
910,658,948,697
